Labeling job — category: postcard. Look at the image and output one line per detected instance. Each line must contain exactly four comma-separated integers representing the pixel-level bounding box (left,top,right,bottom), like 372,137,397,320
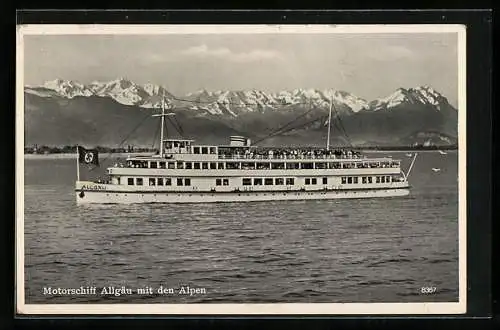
16,23,467,315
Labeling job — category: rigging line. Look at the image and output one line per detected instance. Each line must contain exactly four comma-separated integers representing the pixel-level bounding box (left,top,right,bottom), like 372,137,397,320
252,107,317,145
269,115,328,139
259,106,355,148
172,115,184,136
268,106,315,135
151,118,161,149
166,116,182,137
331,103,352,147
331,119,350,147
169,95,313,107
89,112,152,172
337,116,352,147
253,114,319,146
340,125,352,146
87,110,152,149
171,116,184,136
252,100,317,145
255,114,328,145
332,115,350,147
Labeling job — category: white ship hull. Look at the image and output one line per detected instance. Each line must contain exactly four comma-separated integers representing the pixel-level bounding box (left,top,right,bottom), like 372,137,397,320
75,186,410,204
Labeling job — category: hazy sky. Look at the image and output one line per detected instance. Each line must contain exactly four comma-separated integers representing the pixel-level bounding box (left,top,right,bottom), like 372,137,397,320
23,33,458,106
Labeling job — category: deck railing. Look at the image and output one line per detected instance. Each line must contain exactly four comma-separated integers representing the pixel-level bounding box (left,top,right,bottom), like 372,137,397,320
217,154,369,160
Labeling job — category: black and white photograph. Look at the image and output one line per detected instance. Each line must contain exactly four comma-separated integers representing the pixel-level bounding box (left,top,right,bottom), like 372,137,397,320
16,24,466,314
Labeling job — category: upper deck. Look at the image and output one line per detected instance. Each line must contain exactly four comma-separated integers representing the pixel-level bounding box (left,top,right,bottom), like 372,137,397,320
119,137,402,170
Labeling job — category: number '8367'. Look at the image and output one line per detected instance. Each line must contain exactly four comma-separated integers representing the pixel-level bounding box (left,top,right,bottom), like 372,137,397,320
420,287,437,294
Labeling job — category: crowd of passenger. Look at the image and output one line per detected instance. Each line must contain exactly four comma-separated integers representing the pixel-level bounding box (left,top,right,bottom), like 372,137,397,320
218,147,364,160
111,147,401,169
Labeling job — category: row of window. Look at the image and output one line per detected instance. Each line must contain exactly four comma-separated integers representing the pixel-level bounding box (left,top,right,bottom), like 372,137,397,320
216,178,229,186
305,177,328,185
129,161,226,170
341,176,393,184
125,175,395,187
127,177,191,186
192,146,218,155
128,161,400,170
242,177,296,186
126,177,298,187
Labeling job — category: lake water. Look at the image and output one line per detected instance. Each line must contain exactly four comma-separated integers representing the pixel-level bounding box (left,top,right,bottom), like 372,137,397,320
23,151,459,303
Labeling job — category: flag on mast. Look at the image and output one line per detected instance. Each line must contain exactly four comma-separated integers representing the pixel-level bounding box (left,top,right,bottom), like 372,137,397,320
77,146,99,166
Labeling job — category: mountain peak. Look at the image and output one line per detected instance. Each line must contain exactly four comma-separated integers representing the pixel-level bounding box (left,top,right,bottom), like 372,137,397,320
42,79,92,98
370,86,450,111
43,78,63,86
115,77,132,83
43,78,79,88
417,84,433,91
107,78,134,89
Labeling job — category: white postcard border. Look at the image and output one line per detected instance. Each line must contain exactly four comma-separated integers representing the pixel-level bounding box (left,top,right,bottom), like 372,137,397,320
15,23,467,315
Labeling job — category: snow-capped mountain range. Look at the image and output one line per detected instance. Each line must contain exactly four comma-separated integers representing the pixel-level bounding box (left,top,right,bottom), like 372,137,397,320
26,78,175,109
24,78,456,117
183,88,370,116
24,78,459,147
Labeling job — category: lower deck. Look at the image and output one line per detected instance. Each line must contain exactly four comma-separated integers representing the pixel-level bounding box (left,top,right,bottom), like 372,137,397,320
104,173,405,191
75,185,410,204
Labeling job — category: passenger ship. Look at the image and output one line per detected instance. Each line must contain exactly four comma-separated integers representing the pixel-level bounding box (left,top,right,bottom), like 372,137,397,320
75,97,417,204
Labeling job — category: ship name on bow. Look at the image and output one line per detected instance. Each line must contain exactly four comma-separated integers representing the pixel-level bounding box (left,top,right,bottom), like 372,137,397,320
81,184,106,191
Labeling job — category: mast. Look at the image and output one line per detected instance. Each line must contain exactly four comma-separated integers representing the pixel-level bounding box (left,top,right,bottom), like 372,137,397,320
76,145,80,181
326,95,333,150
159,91,165,158
152,90,174,157
404,153,418,180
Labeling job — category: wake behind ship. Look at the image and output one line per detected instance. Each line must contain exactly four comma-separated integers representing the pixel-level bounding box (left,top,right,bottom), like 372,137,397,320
75,94,417,204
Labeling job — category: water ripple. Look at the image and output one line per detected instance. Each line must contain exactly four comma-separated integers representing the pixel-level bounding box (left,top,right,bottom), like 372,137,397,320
23,155,460,303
